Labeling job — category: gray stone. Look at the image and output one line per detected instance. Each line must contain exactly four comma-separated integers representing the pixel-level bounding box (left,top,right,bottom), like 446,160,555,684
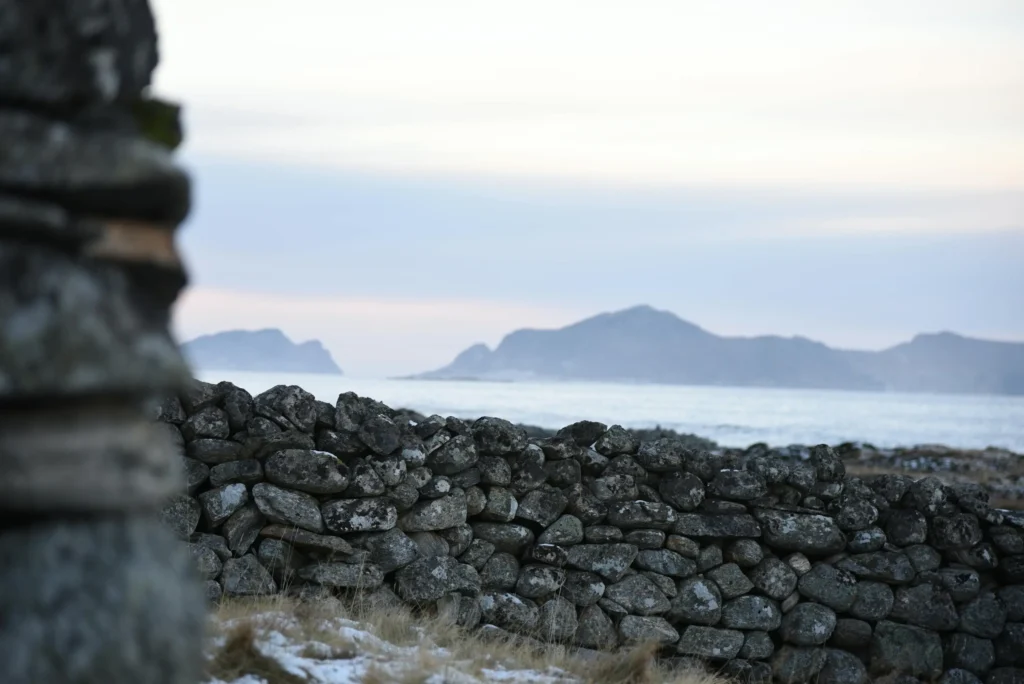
810,445,845,482
479,592,539,633
797,564,858,612
565,543,638,582
850,581,894,621
209,459,263,488
409,531,449,557
161,494,201,539
538,515,584,545
199,484,251,528
599,598,629,620
870,620,943,679
258,524,355,558
585,525,623,543
670,577,722,625
634,549,695,578
999,586,1024,622
438,523,474,557
525,543,568,567
557,420,608,447
750,557,799,600
676,626,744,660
588,474,639,502
395,556,464,602
781,602,837,646
182,457,209,495
642,571,677,599
575,605,619,649
960,592,1007,639
459,538,496,570
194,533,232,561
465,486,486,517
364,528,419,573
818,648,868,684
222,503,265,556
619,616,679,645
941,671,984,684
726,539,764,568
666,534,700,558
740,630,776,660
478,455,512,486
562,570,606,606
481,487,518,523
538,596,578,642
605,574,670,616
181,406,230,441
321,497,398,533
595,425,640,456
472,522,534,555
995,623,1024,667
848,526,887,553
369,452,407,488
659,470,706,511
635,438,685,472
257,538,305,581
709,470,768,500
931,513,984,550
400,489,468,532
516,485,568,527
772,646,827,684
187,438,244,464
566,484,608,525
830,619,873,650
188,543,223,581
905,543,943,572
697,544,725,572
254,385,318,434
472,417,528,455
837,500,879,531
480,552,520,591
205,580,223,604
721,595,782,631
263,449,350,495
251,483,323,533
221,555,277,597
886,509,929,546
341,458,386,497
298,562,384,589
754,509,846,555
891,583,959,631
543,458,582,488
675,513,761,538
906,476,948,516
426,435,479,475
708,562,754,599
945,632,995,677
836,551,915,584
515,564,566,598
624,528,666,549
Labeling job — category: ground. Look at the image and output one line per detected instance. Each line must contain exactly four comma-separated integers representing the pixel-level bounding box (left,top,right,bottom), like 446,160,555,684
204,596,724,684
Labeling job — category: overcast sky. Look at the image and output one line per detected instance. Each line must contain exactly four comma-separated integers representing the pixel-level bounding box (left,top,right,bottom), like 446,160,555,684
152,0,1024,377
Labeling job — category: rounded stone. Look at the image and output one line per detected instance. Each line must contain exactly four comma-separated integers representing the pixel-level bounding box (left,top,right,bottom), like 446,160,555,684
781,602,837,646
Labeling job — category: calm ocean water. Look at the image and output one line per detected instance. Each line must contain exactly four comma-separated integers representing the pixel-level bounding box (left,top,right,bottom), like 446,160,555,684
195,371,1024,453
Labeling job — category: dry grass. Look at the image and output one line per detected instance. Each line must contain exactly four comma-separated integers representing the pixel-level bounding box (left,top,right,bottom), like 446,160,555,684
206,594,725,684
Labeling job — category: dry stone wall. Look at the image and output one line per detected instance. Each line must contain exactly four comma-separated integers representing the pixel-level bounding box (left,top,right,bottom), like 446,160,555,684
158,380,1024,684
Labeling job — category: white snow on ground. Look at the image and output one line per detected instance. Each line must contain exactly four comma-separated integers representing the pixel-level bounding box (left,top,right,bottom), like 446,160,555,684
206,612,576,684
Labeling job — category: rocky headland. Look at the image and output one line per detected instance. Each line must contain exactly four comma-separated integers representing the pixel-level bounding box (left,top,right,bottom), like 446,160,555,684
159,379,1024,684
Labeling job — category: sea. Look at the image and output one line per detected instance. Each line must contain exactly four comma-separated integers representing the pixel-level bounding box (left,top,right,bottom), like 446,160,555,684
195,371,1024,453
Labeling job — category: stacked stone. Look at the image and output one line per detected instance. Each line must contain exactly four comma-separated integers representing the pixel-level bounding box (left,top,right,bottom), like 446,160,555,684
163,380,1024,684
0,2,206,683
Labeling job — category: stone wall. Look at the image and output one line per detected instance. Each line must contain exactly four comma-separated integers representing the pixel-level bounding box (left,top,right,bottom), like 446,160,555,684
159,380,1024,684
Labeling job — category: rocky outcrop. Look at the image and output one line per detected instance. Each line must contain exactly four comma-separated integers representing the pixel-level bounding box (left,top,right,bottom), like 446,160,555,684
164,379,1024,683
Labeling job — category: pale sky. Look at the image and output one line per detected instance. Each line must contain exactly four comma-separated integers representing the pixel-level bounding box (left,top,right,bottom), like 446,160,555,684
152,0,1024,377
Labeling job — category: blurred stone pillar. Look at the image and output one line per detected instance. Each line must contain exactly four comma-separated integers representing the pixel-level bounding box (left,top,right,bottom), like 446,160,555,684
0,2,206,683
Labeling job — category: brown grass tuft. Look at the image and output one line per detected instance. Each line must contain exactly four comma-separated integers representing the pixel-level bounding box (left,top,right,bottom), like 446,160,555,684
582,641,660,684
207,621,307,684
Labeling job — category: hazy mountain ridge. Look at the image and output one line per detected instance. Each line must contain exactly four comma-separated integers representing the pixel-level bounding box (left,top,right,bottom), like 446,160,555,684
414,305,1024,395
183,328,343,375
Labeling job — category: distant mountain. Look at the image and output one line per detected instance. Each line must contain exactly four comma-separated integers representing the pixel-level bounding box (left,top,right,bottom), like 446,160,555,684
183,329,343,375
412,305,1024,395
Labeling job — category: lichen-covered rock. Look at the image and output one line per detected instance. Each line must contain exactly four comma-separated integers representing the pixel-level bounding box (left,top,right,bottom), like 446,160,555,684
605,574,671,616
931,513,984,551
221,555,276,597
633,548,695,578
481,487,518,523
188,543,223,581
566,483,608,525
161,494,201,539
251,483,323,533
606,500,677,530
537,514,584,546
944,632,995,677
836,551,915,585
257,539,305,582
781,602,837,646
739,630,775,660
515,565,566,599
830,619,872,651
426,435,479,475
708,563,754,599
575,604,618,649
471,522,535,555
264,449,349,494
479,592,539,633
199,483,249,527
480,553,520,591
254,385,318,434
321,497,397,534
726,539,764,568
848,526,887,553
259,524,355,558
182,457,209,495
890,583,959,631
399,489,468,532
676,626,744,660
299,562,384,590
209,459,263,488
670,577,723,625
960,592,1007,639
363,528,419,573
886,509,929,546
187,438,244,464
516,485,568,527
772,646,827,684
565,543,638,582
709,470,768,501
754,509,846,555
850,581,894,621
182,406,230,441
471,417,528,455
797,564,857,612
395,556,465,602
674,513,761,538
619,615,679,645
538,596,578,642
750,557,799,600
721,595,782,631
836,499,878,531
870,620,943,679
